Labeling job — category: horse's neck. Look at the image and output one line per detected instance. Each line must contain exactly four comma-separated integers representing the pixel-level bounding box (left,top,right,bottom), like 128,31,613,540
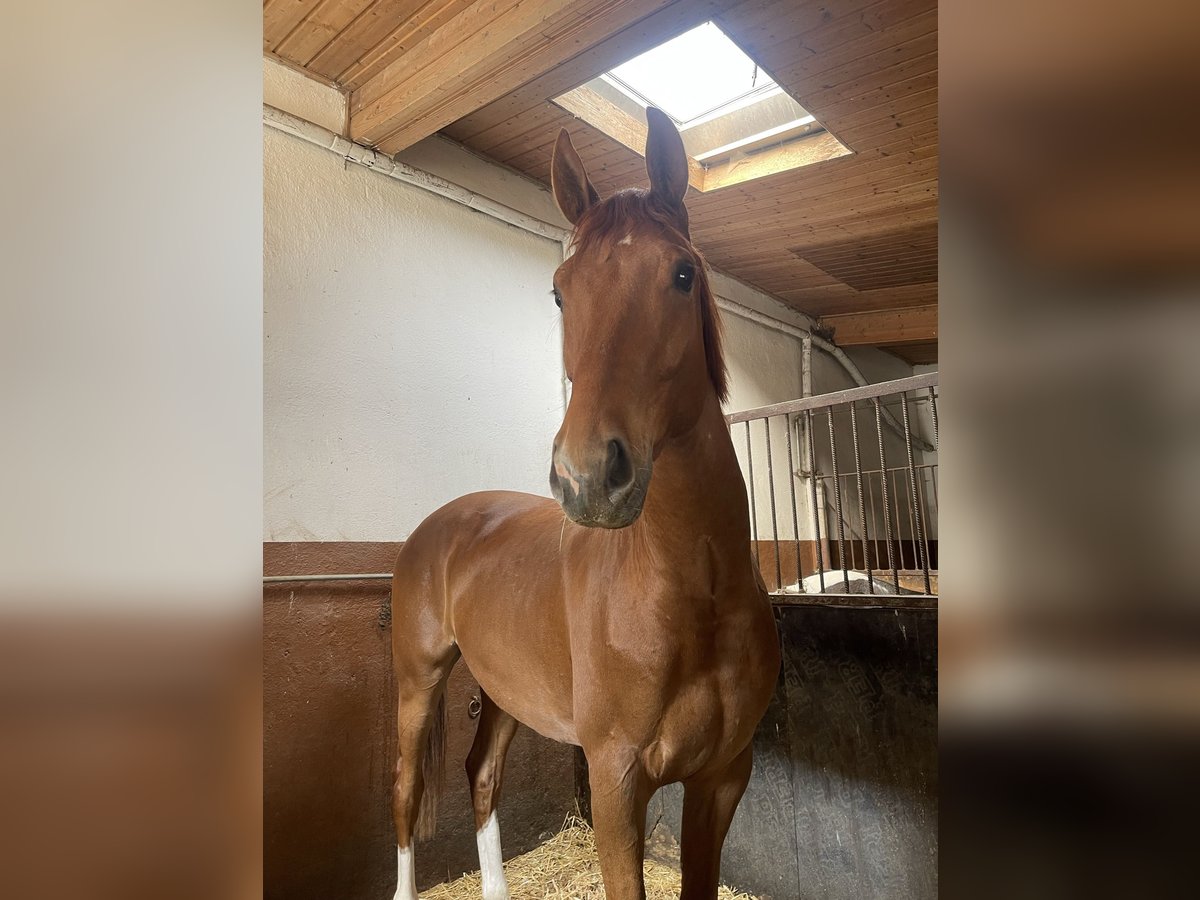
634,392,754,581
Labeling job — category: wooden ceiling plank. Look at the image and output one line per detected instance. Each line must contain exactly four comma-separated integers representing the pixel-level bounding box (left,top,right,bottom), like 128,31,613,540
882,341,938,365
368,0,695,153
265,0,326,52
701,132,851,192
779,283,939,313
697,195,938,249
773,32,938,107
690,133,937,214
338,0,478,88
831,106,939,152
354,0,682,148
828,85,938,131
496,123,619,170
351,0,527,122
692,155,938,221
792,55,938,122
715,0,912,54
696,214,936,254
306,0,423,83
820,304,938,346
805,258,937,279
275,0,376,66
691,151,931,213
798,248,937,269
745,6,936,87
702,198,939,242
467,105,576,158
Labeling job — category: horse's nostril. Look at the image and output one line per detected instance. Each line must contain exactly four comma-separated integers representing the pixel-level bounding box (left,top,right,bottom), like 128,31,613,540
604,439,635,496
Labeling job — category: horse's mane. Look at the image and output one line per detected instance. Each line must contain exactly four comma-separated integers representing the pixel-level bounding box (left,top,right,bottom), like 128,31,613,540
570,189,729,404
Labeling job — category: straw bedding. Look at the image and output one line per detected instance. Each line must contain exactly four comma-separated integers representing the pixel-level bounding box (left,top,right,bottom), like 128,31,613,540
422,816,760,900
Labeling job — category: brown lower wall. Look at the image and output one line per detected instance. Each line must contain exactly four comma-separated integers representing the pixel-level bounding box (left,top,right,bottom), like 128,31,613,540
647,606,938,899
265,541,937,900
263,542,576,899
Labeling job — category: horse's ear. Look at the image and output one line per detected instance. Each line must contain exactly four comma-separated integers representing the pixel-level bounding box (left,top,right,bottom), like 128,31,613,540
551,129,600,225
645,107,689,226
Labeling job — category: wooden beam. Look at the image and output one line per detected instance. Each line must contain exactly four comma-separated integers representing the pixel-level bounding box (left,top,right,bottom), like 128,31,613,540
444,0,736,141
820,304,938,347
552,86,707,192
350,0,679,154
701,131,852,192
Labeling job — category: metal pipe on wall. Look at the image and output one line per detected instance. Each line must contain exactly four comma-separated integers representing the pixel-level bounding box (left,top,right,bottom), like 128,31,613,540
714,299,933,451
263,105,572,244
797,334,823,552
262,104,933,450
264,573,391,583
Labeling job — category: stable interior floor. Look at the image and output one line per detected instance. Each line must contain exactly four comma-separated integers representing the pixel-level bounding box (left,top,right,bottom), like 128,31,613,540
422,816,761,900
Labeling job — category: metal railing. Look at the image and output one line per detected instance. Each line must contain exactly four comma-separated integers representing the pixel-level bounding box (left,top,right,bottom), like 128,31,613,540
266,374,939,611
726,373,938,609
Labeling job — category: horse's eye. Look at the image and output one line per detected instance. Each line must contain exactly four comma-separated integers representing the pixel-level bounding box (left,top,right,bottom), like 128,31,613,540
552,288,562,309
674,262,696,292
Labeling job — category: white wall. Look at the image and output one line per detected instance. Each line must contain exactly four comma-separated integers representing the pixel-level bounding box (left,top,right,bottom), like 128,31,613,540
265,126,565,541
262,57,917,546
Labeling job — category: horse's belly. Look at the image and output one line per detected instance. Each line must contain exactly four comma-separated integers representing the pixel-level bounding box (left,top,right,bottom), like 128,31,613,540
473,663,578,745
452,591,578,746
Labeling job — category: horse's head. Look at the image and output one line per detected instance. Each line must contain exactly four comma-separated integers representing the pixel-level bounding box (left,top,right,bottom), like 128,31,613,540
548,108,727,529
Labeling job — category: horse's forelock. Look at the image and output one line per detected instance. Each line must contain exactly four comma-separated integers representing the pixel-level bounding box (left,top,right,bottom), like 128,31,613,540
569,190,728,404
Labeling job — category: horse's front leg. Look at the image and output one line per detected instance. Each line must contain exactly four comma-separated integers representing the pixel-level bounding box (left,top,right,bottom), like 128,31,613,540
679,743,753,900
588,748,652,900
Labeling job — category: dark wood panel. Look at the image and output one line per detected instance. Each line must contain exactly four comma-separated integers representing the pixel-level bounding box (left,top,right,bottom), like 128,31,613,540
646,606,938,898
780,607,937,899
263,541,577,898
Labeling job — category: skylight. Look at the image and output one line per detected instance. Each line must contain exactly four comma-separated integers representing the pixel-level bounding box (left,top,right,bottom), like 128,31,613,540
551,22,851,192
604,22,778,127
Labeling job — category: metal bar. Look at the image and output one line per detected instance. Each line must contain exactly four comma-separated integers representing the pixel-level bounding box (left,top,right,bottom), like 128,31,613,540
264,573,391,584
827,408,849,587
849,403,875,594
865,462,878,576
900,392,931,595
805,408,825,592
903,469,918,569
929,386,939,451
875,398,900,591
785,414,802,593
726,373,938,424
764,417,783,591
744,421,758,545
769,593,937,611
917,466,935,580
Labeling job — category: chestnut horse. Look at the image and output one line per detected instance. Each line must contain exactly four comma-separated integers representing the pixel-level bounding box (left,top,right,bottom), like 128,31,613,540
389,108,780,900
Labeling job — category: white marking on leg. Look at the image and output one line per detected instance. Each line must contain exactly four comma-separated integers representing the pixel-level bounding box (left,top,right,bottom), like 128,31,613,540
476,812,510,900
393,845,417,900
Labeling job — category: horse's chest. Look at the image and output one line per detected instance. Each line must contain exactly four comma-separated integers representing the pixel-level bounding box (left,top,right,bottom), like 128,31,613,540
577,590,778,782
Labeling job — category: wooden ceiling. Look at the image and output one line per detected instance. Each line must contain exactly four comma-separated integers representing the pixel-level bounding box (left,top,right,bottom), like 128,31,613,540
265,0,937,363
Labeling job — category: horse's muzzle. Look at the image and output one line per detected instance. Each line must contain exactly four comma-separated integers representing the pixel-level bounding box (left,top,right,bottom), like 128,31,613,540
549,438,649,528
